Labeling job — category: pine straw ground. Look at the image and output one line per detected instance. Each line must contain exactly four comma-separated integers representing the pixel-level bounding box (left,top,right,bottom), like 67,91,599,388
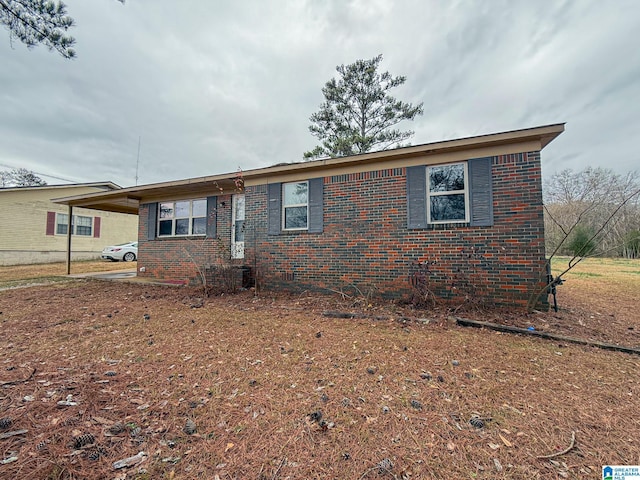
0,259,639,479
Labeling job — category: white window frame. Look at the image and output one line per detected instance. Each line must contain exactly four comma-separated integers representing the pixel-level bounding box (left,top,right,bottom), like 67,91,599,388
55,213,93,236
427,162,470,224
157,199,207,237
282,181,309,231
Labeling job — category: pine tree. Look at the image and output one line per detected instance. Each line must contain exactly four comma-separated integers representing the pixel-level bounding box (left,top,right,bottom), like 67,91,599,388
0,0,124,58
304,55,423,160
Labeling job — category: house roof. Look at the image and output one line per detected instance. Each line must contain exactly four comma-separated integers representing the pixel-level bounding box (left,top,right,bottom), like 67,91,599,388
53,123,565,215
1,181,122,193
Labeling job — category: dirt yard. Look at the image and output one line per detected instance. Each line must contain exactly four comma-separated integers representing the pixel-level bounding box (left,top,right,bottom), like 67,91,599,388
0,259,639,479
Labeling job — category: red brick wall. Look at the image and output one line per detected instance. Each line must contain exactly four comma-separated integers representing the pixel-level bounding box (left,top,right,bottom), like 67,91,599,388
246,151,547,307
137,194,240,286
136,151,548,307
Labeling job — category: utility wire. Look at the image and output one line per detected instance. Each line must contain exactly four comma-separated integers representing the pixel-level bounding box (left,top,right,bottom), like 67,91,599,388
0,163,78,183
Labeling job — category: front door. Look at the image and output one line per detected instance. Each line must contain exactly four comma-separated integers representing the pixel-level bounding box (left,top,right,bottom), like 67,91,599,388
231,194,245,259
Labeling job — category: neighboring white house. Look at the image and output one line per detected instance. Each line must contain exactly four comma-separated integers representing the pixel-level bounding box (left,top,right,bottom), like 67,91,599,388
0,182,138,266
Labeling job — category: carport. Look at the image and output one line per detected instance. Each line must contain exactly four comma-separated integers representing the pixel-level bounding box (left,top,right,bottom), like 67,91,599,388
52,173,242,274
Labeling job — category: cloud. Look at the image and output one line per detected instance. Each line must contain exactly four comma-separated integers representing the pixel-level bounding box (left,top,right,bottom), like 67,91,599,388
0,0,639,187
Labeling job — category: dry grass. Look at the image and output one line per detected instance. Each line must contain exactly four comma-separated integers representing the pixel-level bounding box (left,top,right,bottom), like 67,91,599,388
0,260,135,283
0,259,639,479
0,260,135,287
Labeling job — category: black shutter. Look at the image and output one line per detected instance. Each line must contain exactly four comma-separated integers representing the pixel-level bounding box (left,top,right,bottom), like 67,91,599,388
308,177,323,233
206,196,217,237
469,157,493,227
146,203,157,240
406,166,427,229
268,183,282,235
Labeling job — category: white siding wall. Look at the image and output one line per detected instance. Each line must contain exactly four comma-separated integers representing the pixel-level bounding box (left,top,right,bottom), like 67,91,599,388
0,186,138,265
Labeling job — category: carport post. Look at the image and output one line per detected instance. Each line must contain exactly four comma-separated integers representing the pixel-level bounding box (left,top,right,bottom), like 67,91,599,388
66,205,73,275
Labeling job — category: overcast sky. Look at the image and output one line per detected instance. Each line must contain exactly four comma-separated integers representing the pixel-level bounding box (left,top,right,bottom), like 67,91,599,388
1,0,638,187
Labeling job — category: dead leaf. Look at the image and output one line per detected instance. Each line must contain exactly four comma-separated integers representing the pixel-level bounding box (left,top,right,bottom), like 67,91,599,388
488,443,500,450
446,441,456,451
92,416,111,425
499,433,512,447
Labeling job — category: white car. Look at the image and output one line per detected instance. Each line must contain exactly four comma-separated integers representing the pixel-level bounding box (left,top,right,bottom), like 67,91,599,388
101,241,138,262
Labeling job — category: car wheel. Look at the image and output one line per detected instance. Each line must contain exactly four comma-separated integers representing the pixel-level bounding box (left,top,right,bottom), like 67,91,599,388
123,252,136,262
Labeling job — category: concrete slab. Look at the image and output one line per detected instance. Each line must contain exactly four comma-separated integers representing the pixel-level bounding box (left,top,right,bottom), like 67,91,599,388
69,269,137,279
68,269,186,286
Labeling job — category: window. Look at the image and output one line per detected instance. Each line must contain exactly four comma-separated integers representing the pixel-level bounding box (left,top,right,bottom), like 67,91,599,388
407,157,493,229
55,213,93,236
75,216,93,236
267,178,323,235
282,181,308,230
158,199,207,237
56,213,69,235
427,163,469,224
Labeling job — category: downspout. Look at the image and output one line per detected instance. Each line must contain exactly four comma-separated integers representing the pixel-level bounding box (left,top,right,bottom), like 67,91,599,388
66,205,73,275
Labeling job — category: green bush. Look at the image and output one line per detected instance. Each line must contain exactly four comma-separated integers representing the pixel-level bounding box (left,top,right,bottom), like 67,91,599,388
568,226,596,257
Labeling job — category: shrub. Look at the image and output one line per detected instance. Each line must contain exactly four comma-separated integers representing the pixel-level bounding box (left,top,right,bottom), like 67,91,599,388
568,225,596,257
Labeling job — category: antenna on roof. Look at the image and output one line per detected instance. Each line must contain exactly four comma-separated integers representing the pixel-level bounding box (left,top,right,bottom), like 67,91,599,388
135,136,141,186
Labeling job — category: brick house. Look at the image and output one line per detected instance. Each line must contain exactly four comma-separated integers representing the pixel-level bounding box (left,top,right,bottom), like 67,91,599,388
56,123,564,307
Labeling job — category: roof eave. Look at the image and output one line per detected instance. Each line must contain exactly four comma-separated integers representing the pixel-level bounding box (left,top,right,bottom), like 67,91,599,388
52,123,565,214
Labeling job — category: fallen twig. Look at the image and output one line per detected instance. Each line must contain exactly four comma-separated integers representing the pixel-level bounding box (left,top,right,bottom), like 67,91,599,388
322,310,358,319
271,457,286,480
324,288,352,299
456,318,640,356
0,367,36,386
537,431,576,459
0,429,28,440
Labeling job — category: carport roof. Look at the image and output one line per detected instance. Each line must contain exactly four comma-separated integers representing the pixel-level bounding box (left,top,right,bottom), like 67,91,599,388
53,123,564,215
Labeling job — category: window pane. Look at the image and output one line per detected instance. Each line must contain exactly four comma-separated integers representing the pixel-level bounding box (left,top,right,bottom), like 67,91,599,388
192,199,206,217
192,217,206,235
56,213,68,235
175,201,190,218
159,203,174,219
430,164,465,192
76,216,91,227
283,182,308,206
159,219,173,236
234,195,245,221
430,194,466,221
75,216,92,236
235,219,245,241
284,206,308,229
175,218,189,235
